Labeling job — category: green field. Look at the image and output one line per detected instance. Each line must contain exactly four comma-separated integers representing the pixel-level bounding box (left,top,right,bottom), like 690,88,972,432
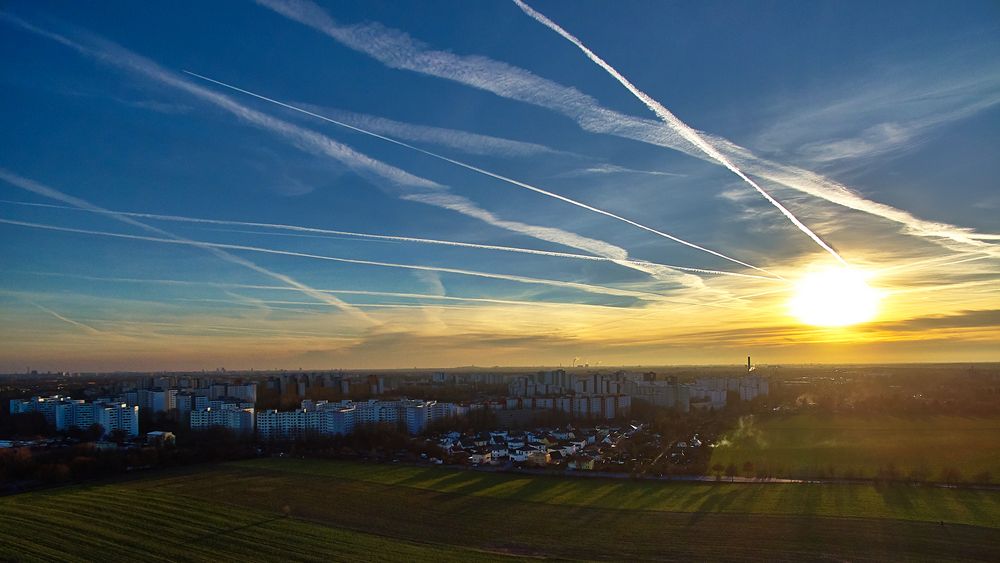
3,459,999,561
709,414,1000,481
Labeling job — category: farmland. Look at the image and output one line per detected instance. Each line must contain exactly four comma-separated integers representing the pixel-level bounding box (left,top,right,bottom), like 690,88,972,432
2,458,999,561
708,414,1000,481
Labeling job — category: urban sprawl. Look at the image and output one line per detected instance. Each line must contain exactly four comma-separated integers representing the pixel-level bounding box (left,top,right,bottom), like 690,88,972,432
8,364,767,468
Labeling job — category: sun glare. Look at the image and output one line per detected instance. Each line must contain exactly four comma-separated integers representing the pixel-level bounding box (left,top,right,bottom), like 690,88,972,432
789,267,881,327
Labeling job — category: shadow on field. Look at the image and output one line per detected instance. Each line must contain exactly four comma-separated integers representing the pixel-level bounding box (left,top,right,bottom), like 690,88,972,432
686,489,745,524
876,484,915,511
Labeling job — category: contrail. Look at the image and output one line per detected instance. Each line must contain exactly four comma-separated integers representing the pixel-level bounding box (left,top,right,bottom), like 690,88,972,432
0,296,362,338
94,318,355,338
183,70,782,280
254,0,999,257
101,317,356,338
878,253,994,276
18,271,639,310
297,104,566,159
2,15,752,286
0,199,777,282
512,0,847,267
912,255,993,270
886,279,997,296
181,297,481,311
0,170,374,324
583,286,793,333
30,302,104,335
0,217,748,309
223,289,274,314
0,15,620,273
44,312,353,339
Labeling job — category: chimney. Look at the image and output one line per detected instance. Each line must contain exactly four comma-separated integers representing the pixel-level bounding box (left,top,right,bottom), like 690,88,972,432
747,356,751,372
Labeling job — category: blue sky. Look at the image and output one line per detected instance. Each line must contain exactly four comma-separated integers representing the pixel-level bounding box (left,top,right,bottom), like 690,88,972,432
1,0,998,371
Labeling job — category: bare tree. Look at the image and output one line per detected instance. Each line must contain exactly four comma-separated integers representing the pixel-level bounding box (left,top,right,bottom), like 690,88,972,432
711,462,724,481
725,462,738,481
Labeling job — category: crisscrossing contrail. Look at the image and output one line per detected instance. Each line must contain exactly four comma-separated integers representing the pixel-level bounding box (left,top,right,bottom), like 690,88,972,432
0,199,777,282
183,70,783,280
513,0,847,267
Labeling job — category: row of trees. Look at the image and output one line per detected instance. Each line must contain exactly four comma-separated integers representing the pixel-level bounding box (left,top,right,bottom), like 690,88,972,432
707,460,993,485
769,368,1000,416
261,424,445,462
0,427,255,488
0,412,51,438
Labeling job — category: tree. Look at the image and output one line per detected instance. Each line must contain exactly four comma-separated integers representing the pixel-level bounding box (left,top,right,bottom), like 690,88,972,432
971,471,991,485
742,461,754,479
7,412,50,437
69,456,99,480
877,463,900,482
108,429,128,444
725,462,738,481
908,465,931,483
36,462,71,483
85,423,105,442
940,467,962,485
711,462,724,480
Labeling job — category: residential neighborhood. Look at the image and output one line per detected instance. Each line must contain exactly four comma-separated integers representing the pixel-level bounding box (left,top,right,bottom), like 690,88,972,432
427,422,709,475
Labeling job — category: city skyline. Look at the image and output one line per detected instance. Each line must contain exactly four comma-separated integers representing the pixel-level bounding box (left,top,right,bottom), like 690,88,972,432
1,0,998,371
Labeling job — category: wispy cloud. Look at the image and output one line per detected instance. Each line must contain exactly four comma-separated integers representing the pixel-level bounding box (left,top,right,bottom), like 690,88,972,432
2,14,734,290
17,271,645,310
180,296,479,311
0,290,362,339
0,217,691,304
297,103,566,158
555,163,684,178
256,0,1000,257
414,271,449,329
513,0,846,266
0,12,438,193
115,97,192,115
0,199,774,281
752,62,1000,165
0,169,374,324
223,290,275,316
868,309,1000,332
184,71,776,279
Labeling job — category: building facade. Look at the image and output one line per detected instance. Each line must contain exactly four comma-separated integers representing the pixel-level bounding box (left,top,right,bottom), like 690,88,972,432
10,395,139,437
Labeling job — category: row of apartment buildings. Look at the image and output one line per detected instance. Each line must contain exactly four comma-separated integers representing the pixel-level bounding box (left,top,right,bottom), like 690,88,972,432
256,399,464,439
508,370,628,397
626,376,769,411
186,398,465,439
119,382,257,415
471,394,632,420
262,373,387,398
9,395,140,437
188,402,256,435
508,370,769,413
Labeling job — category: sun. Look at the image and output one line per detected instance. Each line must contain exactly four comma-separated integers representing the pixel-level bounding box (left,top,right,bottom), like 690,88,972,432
789,267,881,327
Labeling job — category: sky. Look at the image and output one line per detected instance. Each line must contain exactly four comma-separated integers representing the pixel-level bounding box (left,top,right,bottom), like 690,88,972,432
0,0,998,372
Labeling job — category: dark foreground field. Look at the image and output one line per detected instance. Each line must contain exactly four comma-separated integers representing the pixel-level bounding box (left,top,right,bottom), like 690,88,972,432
709,414,1000,481
2,459,999,561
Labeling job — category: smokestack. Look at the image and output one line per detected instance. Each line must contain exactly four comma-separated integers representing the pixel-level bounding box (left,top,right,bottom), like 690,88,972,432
747,356,751,372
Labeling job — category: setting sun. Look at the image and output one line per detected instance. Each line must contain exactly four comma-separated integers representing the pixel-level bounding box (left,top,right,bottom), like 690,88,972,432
789,267,881,327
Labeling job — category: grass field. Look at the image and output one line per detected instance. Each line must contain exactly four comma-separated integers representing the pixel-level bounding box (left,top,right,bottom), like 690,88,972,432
709,414,1000,481
2,459,999,561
